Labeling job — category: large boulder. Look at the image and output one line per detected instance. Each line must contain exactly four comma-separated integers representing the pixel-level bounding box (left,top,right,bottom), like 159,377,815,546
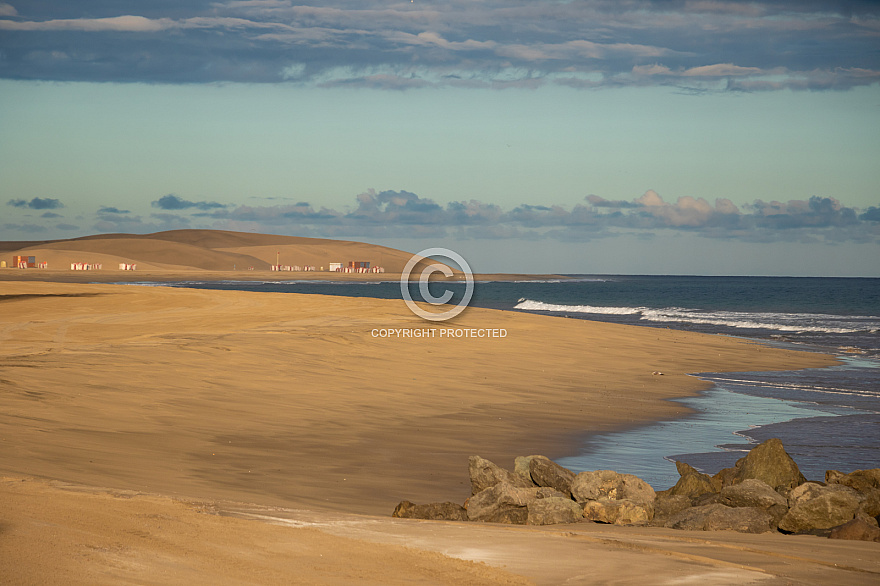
527,497,584,525
720,479,787,509
514,456,539,482
692,492,723,507
650,494,693,527
778,483,861,534
732,438,806,492
857,487,880,518
826,471,880,518
535,486,570,499
829,517,880,542
857,512,880,528
668,461,716,499
712,466,738,491
665,504,775,534
466,482,565,523
719,479,788,527
825,469,845,485
825,468,880,493
392,501,468,521
529,456,577,496
571,470,656,509
481,507,529,524
468,455,534,495
583,499,652,525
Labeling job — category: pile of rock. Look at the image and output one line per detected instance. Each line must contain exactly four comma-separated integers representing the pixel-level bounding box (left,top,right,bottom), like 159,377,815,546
392,438,880,541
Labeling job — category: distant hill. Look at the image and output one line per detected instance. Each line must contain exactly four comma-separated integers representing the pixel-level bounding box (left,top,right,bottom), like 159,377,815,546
0,230,429,273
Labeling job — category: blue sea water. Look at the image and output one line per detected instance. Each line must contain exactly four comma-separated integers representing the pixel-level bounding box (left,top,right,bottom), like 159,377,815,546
134,275,880,489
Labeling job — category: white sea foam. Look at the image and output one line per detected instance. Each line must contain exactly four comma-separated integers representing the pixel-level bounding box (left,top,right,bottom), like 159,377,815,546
702,377,880,399
514,299,644,315
639,308,872,333
513,299,879,334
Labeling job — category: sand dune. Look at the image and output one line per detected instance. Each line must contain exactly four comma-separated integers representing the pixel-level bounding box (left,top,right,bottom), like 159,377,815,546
1,229,440,274
9,238,269,271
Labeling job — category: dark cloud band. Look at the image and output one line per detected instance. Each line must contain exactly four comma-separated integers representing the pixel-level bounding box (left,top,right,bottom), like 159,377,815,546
1,1,877,90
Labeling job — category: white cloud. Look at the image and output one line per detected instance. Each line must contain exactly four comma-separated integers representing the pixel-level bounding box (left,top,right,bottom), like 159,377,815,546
388,31,496,51
632,64,672,76
683,63,765,77
281,63,306,79
0,15,172,32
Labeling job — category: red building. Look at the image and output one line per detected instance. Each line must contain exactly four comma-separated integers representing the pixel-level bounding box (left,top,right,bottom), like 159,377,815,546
13,255,36,268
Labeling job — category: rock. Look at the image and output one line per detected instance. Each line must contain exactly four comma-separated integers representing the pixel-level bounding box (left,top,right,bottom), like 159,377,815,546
535,486,569,499
829,517,880,542
668,461,716,498
650,494,693,527
732,438,806,492
527,497,584,525
778,483,861,534
665,504,775,534
392,501,468,521
712,466,738,490
528,456,576,496
481,506,529,524
856,512,880,528
583,499,652,525
857,487,880,518
467,482,545,523
692,492,723,507
720,479,786,509
468,455,534,495
719,479,788,527
788,482,858,507
571,470,656,508
825,470,845,485
786,481,820,503
826,468,880,493
514,456,538,482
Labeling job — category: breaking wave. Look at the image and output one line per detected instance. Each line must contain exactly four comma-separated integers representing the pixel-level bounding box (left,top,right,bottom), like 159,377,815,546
513,299,879,334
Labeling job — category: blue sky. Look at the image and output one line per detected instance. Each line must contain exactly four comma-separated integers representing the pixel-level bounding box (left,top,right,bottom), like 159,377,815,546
1,1,879,275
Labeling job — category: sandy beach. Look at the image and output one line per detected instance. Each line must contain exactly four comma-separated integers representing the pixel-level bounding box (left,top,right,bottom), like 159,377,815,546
2,279,877,584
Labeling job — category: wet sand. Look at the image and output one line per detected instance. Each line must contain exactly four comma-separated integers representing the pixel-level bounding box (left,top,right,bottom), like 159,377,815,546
4,475,879,585
2,280,876,584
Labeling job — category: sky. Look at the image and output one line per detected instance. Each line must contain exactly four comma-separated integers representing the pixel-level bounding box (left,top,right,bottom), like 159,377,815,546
1,0,879,276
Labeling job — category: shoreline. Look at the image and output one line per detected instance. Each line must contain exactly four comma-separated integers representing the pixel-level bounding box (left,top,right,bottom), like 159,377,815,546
0,280,836,514
666,356,880,481
87,277,878,484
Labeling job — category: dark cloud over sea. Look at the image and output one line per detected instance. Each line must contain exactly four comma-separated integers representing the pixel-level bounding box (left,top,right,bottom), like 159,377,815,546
1,1,877,91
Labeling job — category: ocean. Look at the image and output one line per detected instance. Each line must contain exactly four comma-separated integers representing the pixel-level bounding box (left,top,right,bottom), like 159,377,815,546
140,275,880,490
